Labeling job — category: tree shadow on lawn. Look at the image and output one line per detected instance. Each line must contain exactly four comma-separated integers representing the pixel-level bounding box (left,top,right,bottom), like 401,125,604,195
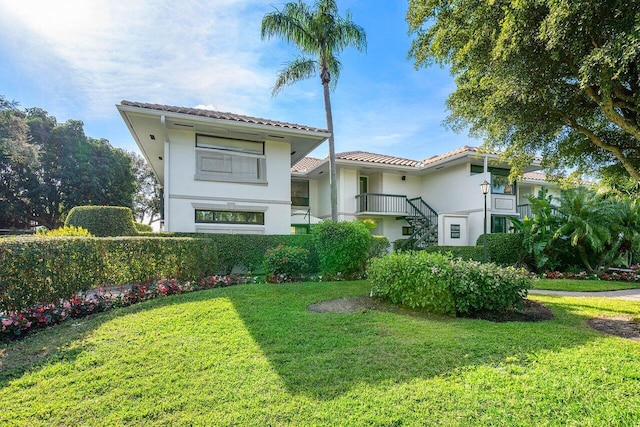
226,284,602,400
0,285,610,401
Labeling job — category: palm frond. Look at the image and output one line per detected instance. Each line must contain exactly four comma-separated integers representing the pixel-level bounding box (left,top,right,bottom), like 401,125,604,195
261,2,312,49
272,57,318,96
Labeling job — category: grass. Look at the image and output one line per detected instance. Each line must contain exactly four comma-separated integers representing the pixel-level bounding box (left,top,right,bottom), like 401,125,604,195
534,278,640,292
1,280,640,426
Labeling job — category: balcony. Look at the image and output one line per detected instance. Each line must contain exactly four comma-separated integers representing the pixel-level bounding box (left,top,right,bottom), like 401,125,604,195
355,193,408,215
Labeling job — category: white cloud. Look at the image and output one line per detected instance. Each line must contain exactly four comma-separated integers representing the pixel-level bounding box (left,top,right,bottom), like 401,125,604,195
0,0,277,118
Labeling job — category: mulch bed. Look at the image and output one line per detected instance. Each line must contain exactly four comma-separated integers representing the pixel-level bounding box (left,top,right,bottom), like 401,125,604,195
587,316,640,342
308,296,554,322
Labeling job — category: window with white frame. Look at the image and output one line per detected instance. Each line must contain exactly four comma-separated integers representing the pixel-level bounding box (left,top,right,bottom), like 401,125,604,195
195,134,266,183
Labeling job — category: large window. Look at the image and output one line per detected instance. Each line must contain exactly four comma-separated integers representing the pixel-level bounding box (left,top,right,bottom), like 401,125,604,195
291,180,310,206
195,134,266,183
491,216,508,233
470,165,516,195
195,209,265,225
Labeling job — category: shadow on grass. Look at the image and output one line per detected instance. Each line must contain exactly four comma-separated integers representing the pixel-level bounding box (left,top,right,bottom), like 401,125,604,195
0,282,608,401
226,282,601,400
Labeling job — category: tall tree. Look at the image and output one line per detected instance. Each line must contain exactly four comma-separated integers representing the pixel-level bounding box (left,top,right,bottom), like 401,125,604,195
261,0,367,221
408,0,640,181
128,151,162,224
0,98,39,228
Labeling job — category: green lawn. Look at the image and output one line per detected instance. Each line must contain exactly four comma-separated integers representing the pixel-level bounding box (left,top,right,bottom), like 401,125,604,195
2,281,639,426
534,278,640,292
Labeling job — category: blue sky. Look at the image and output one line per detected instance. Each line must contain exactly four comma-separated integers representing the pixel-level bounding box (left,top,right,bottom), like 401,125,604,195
0,0,481,160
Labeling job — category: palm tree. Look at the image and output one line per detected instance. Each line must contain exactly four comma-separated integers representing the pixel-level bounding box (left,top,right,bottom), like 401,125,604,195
261,0,367,221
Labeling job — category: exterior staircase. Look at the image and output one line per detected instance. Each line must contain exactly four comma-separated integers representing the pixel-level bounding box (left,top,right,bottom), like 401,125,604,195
400,197,438,250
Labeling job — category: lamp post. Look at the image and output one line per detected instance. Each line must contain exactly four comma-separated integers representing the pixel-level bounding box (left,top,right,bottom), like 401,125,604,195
480,180,490,263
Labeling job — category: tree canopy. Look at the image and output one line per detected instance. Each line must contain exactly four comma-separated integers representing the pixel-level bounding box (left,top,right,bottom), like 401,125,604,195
0,97,136,229
261,0,366,220
408,0,640,181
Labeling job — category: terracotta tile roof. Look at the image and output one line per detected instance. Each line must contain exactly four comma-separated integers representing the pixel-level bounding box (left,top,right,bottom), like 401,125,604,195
522,172,548,182
120,100,329,134
335,151,421,167
420,145,490,166
292,157,323,173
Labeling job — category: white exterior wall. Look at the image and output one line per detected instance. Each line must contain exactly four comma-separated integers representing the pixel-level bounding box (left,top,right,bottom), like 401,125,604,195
316,174,331,219
339,168,359,221
166,129,292,234
380,172,422,198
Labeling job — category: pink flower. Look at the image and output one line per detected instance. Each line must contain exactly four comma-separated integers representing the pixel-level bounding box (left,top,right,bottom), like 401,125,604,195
1,318,12,326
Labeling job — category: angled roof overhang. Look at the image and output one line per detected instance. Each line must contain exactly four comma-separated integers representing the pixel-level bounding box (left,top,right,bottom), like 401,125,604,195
117,101,330,185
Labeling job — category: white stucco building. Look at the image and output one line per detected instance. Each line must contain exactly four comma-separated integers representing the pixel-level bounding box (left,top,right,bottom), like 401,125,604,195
117,101,330,235
118,101,554,248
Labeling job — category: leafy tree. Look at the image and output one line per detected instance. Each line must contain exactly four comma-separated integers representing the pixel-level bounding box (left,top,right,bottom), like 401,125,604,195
0,102,136,229
261,0,367,221
0,98,39,228
408,0,640,181
129,151,162,224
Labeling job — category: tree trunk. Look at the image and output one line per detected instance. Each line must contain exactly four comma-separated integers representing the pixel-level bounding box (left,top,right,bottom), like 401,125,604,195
321,65,338,221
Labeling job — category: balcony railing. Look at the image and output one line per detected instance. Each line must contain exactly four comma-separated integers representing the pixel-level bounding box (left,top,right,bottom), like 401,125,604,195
355,193,408,214
517,204,532,219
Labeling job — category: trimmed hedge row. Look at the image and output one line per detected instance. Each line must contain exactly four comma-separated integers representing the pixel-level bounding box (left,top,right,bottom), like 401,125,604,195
422,245,484,261
65,206,138,237
476,233,525,266
368,251,532,315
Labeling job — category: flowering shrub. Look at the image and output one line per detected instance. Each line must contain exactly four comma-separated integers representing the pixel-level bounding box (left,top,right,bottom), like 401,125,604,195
0,274,261,342
542,269,639,282
37,225,93,237
264,245,310,280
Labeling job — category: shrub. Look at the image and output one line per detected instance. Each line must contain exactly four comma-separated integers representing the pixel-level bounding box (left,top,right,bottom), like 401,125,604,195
37,225,92,237
368,235,390,260
65,206,138,237
264,245,310,279
312,221,372,278
475,233,526,266
451,260,532,314
0,236,219,312
134,222,153,233
368,251,456,315
423,245,483,261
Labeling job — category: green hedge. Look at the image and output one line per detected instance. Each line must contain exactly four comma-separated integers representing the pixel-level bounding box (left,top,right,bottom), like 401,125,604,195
65,206,138,237
367,252,532,316
422,245,483,261
134,222,153,233
0,236,219,312
368,251,456,315
312,221,372,278
475,233,525,266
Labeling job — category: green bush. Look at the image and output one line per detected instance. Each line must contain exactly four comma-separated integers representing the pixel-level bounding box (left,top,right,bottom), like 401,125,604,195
450,260,532,314
263,245,310,278
134,222,153,233
312,221,372,278
368,251,456,315
141,232,319,274
476,233,525,266
65,206,138,237
37,225,92,237
423,245,483,261
368,235,390,260
0,236,219,312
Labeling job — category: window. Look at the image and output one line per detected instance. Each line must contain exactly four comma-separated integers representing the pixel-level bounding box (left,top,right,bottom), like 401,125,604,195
491,216,508,233
291,225,310,235
195,134,266,183
195,209,264,225
402,226,414,236
291,180,310,206
450,224,461,239
470,165,515,195
196,134,264,155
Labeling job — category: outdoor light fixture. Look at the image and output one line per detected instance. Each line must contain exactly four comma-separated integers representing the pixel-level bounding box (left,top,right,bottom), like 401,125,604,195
480,180,490,263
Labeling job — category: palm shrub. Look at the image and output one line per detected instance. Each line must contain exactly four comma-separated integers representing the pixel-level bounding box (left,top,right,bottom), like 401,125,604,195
312,220,372,278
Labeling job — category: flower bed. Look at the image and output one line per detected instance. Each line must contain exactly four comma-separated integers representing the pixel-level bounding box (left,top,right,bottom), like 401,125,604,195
542,265,639,282
0,275,260,342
